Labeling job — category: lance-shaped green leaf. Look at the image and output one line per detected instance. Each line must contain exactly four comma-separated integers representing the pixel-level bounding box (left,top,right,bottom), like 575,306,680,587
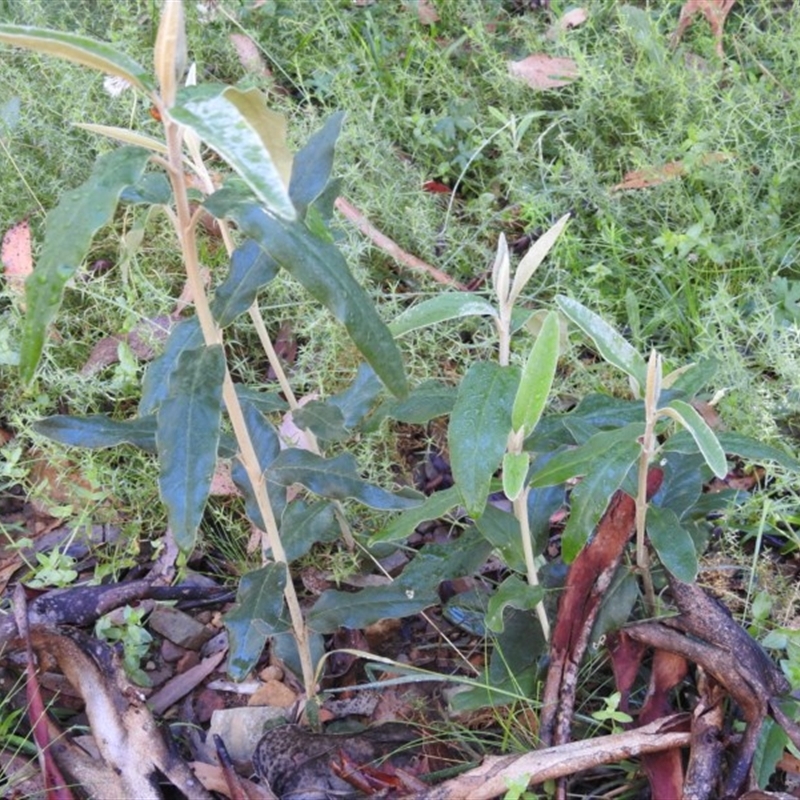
371,380,456,428
329,363,383,428
389,293,498,337
280,501,337,563
502,452,529,502
474,504,526,572
224,563,286,680
156,345,225,553
647,504,698,582
230,400,284,530
0,25,153,90
561,440,640,562
715,432,800,471
512,309,560,435
308,530,491,633
449,362,520,517
171,85,294,219
76,123,167,155
289,111,344,217
556,295,647,394
268,449,421,511
530,423,644,487
33,414,157,452
19,146,151,382
370,485,461,544
508,213,571,307
660,399,728,479
204,196,408,398
485,575,544,633
153,0,186,107
139,318,203,415
210,239,279,327
292,401,348,442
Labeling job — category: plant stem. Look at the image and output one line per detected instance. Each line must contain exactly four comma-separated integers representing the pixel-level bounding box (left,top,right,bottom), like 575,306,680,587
163,118,316,697
515,487,550,641
637,351,661,614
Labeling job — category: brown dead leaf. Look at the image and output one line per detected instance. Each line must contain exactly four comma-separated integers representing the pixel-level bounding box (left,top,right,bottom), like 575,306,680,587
546,8,588,39
80,315,174,376
610,152,731,192
210,461,239,497
671,1,736,59
508,54,579,90
28,450,104,517
1,218,32,299
229,33,271,78
402,0,439,25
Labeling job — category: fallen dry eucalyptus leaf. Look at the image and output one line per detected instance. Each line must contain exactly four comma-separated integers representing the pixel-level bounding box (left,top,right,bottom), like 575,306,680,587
610,152,731,192
508,54,579,90
1,218,32,300
546,7,588,39
10,626,213,799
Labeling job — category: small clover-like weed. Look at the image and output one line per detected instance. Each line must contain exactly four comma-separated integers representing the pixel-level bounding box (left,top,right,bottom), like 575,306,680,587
95,604,153,687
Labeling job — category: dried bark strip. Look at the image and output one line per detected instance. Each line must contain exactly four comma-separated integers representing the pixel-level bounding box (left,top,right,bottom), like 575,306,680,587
414,714,691,800
625,575,799,799
539,469,663,748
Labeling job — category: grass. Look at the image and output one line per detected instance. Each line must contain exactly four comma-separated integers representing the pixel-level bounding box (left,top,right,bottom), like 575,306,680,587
2,0,800,793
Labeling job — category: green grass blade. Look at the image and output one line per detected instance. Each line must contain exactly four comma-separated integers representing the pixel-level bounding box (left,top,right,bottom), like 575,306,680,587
556,295,647,393
19,146,151,382
448,362,520,517
224,564,286,680
156,344,226,553
171,85,295,220
0,24,153,90
512,309,560,435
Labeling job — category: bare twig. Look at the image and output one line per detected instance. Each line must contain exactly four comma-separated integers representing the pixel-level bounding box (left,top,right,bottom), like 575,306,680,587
413,715,691,800
334,196,467,290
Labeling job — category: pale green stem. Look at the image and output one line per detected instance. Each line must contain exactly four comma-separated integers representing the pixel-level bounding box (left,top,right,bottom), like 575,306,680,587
247,301,355,549
163,119,315,696
636,352,661,615
514,486,550,641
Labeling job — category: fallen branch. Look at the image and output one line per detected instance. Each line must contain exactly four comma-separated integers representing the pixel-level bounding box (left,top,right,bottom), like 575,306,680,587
334,196,467,290
414,714,691,800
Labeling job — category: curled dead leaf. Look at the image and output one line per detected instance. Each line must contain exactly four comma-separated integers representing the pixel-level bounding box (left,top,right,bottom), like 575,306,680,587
508,54,579,90
402,0,439,25
547,8,588,39
610,152,731,192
